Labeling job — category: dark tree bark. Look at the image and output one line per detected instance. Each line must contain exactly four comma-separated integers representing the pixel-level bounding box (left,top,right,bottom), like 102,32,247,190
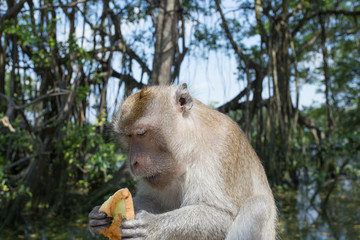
151,0,181,85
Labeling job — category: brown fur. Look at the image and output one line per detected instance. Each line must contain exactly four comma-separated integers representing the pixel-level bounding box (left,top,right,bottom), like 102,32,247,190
106,84,277,240
119,87,154,130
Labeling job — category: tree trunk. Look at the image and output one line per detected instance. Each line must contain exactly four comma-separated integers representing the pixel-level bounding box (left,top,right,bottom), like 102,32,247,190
151,0,180,85
0,33,6,101
319,15,335,137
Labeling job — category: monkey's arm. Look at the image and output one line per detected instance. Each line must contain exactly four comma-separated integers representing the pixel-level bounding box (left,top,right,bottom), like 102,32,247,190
121,204,233,240
225,195,277,240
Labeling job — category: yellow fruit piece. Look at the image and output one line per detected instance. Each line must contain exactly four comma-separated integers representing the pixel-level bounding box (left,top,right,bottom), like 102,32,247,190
98,188,135,240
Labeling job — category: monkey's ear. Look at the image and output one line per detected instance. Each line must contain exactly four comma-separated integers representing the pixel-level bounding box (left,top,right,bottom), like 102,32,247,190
176,83,193,113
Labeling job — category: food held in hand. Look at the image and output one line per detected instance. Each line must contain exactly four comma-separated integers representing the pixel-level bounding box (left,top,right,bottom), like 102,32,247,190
98,188,134,240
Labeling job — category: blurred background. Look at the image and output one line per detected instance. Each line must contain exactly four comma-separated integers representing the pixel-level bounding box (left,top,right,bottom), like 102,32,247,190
0,0,359,239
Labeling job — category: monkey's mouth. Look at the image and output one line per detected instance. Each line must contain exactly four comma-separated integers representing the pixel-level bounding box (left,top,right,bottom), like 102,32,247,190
144,172,162,181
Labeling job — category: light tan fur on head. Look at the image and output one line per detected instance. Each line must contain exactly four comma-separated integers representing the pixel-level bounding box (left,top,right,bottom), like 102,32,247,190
114,86,153,133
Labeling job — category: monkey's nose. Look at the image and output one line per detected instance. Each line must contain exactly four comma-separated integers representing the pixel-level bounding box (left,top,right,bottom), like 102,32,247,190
131,160,139,168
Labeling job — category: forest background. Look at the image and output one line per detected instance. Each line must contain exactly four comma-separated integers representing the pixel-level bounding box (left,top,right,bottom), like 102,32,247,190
0,0,359,239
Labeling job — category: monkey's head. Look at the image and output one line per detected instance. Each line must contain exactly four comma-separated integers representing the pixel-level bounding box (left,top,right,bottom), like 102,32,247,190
113,83,193,187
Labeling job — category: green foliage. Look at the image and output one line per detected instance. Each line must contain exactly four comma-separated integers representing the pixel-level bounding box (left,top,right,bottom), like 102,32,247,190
59,121,126,189
0,117,126,212
227,109,243,122
0,0,359,231
300,101,360,181
76,86,90,101
0,117,34,206
194,24,222,50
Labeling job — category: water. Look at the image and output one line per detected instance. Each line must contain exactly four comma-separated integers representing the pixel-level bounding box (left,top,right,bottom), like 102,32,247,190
1,179,359,239
277,178,360,240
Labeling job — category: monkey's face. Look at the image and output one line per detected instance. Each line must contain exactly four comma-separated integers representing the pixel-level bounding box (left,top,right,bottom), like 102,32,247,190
126,128,175,186
114,86,181,187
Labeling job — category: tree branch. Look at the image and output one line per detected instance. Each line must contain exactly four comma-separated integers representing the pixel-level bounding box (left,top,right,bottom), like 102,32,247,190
0,0,27,24
107,10,152,78
217,80,257,113
0,89,70,110
111,69,146,89
311,9,360,18
215,0,260,71
5,154,38,170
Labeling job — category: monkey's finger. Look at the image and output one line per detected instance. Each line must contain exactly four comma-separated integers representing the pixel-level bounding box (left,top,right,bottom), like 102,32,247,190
122,238,145,240
89,218,113,227
121,228,147,238
89,208,108,219
89,211,108,219
121,219,147,228
89,225,109,234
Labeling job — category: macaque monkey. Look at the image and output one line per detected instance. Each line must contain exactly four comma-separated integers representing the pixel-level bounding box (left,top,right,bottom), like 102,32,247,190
89,83,277,240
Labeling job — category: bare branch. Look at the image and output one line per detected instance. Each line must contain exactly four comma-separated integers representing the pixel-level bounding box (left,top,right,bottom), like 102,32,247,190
311,9,360,18
215,0,260,71
0,0,27,24
107,10,152,78
111,69,146,90
0,89,70,110
5,154,38,170
217,80,257,113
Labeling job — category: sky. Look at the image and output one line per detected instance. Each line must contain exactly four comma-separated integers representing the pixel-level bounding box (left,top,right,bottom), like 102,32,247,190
104,5,325,121
50,1,325,122
7,0,326,123
179,50,325,109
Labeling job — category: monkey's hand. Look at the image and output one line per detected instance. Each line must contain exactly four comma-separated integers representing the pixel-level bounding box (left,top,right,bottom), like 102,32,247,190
88,205,113,233
121,210,152,239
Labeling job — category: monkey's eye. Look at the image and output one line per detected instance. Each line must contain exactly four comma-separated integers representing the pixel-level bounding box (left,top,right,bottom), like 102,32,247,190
136,129,147,137
121,131,132,138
